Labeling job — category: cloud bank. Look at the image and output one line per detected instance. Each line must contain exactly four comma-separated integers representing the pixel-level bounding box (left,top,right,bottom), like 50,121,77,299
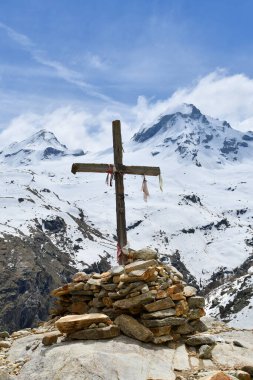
1,70,253,151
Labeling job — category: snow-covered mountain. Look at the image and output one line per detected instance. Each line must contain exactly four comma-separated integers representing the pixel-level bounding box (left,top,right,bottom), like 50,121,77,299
0,104,252,331
0,129,85,166
132,104,253,167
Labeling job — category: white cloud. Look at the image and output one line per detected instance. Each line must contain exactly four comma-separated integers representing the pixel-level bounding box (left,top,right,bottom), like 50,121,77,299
133,70,253,132
1,70,253,152
0,105,133,151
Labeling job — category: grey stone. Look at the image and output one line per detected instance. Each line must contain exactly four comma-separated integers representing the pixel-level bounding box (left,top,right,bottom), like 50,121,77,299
186,335,216,346
173,344,190,371
187,296,205,308
132,248,158,261
101,283,117,291
189,319,208,332
0,331,10,339
110,265,124,275
125,259,158,273
141,308,176,319
115,314,153,343
175,322,195,335
233,340,245,348
183,286,197,297
68,325,120,340
152,334,173,344
199,344,214,359
142,317,186,327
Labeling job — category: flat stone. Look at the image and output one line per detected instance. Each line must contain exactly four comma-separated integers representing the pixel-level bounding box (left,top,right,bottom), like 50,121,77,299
152,334,173,344
87,278,102,286
55,313,111,334
128,269,147,277
142,317,186,328
132,248,158,261
173,344,190,371
183,286,197,297
42,332,61,346
119,267,157,283
115,314,153,343
187,296,205,308
141,308,176,319
113,291,155,309
101,283,117,291
110,266,124,275
199,344,214,359
144,297,175,312
125,259,157,273
68,325,120,340
149,325,171,337
14,334,176,380
72,272,90,282
186,335,216,346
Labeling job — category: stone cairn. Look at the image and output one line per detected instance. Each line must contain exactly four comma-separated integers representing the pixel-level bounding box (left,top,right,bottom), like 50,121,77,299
51,248,207,344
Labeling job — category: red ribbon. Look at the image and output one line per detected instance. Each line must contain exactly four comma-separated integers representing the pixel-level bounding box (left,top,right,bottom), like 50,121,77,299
106,164,114,186
117,243,122,263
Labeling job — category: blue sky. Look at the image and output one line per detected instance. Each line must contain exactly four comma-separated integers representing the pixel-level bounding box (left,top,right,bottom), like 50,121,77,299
1,0,253,149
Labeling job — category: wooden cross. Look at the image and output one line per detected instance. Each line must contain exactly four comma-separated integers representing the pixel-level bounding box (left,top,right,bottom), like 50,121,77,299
71,120,161,264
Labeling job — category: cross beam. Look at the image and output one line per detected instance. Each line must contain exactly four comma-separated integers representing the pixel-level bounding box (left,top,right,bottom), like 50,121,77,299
71,120,161,264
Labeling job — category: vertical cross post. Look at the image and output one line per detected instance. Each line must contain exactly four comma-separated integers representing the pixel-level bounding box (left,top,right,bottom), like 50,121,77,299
112,120,127,264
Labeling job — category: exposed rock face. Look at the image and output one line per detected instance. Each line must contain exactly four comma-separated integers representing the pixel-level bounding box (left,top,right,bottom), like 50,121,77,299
0,233,75,332
1,321,252,380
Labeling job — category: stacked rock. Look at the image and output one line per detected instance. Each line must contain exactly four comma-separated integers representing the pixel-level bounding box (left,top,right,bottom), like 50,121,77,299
55,313,120,340
51,248,207,344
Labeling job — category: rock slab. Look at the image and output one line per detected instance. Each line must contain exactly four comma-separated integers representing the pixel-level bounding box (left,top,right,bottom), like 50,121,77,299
115,314,153,343
55,313,111,334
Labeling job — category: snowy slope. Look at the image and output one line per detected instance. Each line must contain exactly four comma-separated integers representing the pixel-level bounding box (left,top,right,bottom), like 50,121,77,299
0,104,252,329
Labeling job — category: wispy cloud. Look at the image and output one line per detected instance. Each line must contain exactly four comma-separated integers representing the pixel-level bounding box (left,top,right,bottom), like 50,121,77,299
0,21,116,104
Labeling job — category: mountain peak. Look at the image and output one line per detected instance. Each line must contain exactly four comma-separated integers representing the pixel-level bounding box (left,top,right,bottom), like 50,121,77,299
0,129,85,166
132,104,252,167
